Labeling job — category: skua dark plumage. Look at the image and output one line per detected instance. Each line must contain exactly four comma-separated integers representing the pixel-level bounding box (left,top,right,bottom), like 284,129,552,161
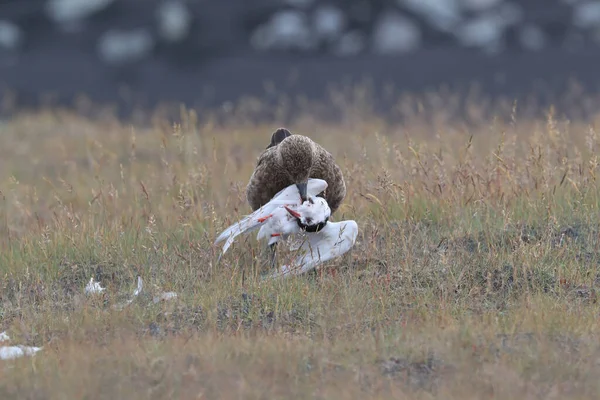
246,128,347,269
246,128,346,215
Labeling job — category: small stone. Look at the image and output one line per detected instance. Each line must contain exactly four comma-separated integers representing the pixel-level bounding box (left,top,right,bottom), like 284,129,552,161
372,12,421,54
97,29,154,65
156,1,192,42
0,20,22,50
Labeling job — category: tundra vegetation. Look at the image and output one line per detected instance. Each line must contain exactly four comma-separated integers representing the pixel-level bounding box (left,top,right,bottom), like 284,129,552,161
1,90,600,399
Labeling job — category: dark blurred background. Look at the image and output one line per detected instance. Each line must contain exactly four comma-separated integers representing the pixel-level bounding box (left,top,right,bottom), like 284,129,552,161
1,0,600,119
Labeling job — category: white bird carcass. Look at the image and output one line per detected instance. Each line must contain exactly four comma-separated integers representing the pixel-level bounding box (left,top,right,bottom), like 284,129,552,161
214,178,330,255
215,178,358,278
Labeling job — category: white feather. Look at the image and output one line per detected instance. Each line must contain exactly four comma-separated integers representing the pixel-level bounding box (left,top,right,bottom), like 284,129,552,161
0,345,43,360
266,220,358,279
256,196,331,246
84,277,105,295
0,331,10,343
0,331,43,360
214,178,328,255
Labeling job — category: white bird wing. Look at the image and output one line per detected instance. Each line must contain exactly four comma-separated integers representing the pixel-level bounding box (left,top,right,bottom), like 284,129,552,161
255,207,293,243
269,178,328,205
215,178,329,255
268,220,358,279
214,185,298,254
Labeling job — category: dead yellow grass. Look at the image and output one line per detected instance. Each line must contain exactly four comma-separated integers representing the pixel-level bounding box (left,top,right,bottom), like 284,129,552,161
1,94,600,398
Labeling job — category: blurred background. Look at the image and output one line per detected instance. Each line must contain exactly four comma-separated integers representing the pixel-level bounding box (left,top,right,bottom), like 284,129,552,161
1,0,599,120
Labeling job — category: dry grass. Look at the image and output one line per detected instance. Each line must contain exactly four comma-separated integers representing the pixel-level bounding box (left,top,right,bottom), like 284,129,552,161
1,93,600,399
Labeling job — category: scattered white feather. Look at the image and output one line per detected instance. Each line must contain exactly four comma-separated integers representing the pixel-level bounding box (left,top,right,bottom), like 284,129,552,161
0,331,10,343
133,276,143,297
112,276,143,310
84,277,105,295
0,334,43,360
0,345,42,360
153,292,178,303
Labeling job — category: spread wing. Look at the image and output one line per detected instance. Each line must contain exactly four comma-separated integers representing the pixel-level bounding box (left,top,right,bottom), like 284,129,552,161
215,179,329,255
267,220,358,279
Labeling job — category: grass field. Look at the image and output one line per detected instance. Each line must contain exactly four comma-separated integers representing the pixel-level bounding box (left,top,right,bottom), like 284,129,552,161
1,96,600,399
